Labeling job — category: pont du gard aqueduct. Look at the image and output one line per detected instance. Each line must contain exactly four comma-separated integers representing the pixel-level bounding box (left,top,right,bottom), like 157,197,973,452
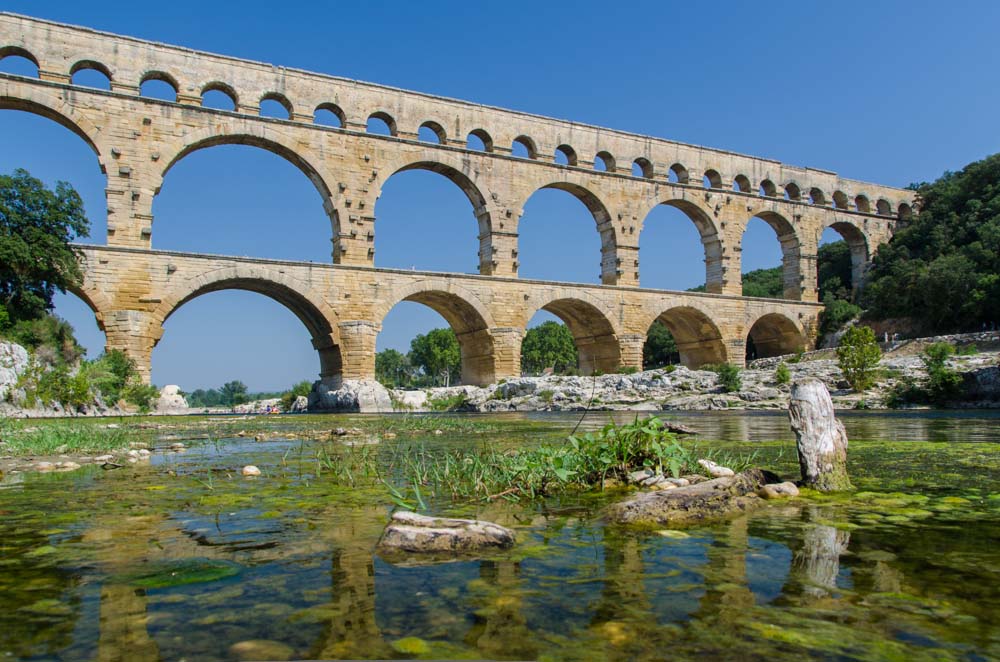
0,13,917,390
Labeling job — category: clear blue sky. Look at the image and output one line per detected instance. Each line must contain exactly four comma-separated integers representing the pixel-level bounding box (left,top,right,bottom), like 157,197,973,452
2,0,998,391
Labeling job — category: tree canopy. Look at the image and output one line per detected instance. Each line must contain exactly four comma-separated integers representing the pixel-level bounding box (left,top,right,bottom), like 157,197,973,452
643,322,678,369
521,321,578,374
862,153,1000,332
0,169,89,323
409,328,461,386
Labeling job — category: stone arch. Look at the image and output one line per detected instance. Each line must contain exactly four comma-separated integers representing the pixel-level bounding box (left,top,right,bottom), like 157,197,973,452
876,198,892,216
467,128,493,152
260,92,293,119
809,187,827,206
0,86,107,172
832,190,849,210
632,157,654,179
594,150,616,172
418,120,447,144
854,194,871,213
524,180,618,284
200,81,239,110
314,102,345,127
638,197,724,293
154,266,342,381
669,163,689,184
745,311,807,360
139,70,179,100
733,174,752,193
0,46,39,70
512,135,537,159
897,202,913,221
379,157,494,271
525,294,621,375
759,179,778,197
784,182,802,201
156,126,337,244
69,59,113,84
66,282,112,333
742,210,803,300
375,281,496,385
820,218,871,295
555,144,578,166
703,169,723,189
645,305,727,368
367,110,397,136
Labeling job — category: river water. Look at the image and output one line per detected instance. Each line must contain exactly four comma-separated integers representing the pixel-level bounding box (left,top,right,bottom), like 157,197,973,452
1,410,997,661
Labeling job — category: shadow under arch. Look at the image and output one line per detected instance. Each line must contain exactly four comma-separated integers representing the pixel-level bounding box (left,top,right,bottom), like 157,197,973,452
639,197,724,292
376,282,496,386
525,181,618,284
648,305,727,368
743,210,802,300
154,269,341,382
820,219,870,296
527,296,620,375
746,312,806,361
156,130,337,249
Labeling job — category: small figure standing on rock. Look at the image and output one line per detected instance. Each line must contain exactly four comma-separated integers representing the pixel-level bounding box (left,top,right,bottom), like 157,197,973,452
789,378,852,492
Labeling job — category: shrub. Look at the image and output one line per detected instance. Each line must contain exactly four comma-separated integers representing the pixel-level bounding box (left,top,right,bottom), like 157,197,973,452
428,393,468,411
819,298,862,336
710,363,742,393
922,343,963,404
774,362,791,385
123,383,160,413
538,389,554,403
837,326,882,392
617,366,639,375
280,380,313,411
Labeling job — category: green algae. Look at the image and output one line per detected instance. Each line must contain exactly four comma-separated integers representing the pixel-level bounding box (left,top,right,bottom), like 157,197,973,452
123,560,242,589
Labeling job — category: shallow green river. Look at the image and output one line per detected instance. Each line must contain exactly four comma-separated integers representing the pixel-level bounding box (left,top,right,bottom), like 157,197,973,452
1,411,998,661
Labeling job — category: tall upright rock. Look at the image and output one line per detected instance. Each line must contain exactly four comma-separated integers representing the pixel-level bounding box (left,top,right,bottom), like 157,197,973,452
788,378,852,491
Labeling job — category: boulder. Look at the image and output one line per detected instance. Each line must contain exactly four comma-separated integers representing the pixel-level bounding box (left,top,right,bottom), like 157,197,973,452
789,378,852,491
309,379,392,413
155,384,188,412
758,481,800,499
697,458,735,477
289,395,309,412
605,468,768,526
376,511,515,562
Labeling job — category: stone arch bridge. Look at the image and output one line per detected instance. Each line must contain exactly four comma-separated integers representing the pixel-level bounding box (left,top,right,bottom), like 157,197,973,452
0,13,915,387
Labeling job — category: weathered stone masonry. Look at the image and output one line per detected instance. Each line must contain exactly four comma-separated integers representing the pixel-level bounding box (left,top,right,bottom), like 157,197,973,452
0,13,915,385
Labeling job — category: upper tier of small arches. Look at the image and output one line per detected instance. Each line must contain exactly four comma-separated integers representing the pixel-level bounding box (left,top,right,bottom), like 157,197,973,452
0,15,916,220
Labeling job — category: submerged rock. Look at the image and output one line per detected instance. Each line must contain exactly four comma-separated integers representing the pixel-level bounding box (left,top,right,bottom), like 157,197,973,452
376,511,515,561
758,481,800,499
241,465,261,477
229,639,294,661
605,468,769,526
789,378,852,491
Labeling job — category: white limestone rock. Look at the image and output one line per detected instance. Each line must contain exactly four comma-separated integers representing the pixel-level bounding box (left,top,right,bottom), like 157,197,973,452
0,341,30,402
309,379,392,413
155,384,188,412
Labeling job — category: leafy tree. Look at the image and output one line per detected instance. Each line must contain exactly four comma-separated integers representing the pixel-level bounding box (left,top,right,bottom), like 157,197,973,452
710,363,742,393
220,380,249,406
409,328,461,386
521,321,578,374
836,326,882,392
741,266,784,298
375,348,413,387
643,322,678,369
0,169,89,323
819,298,862,336
862,153,1000,332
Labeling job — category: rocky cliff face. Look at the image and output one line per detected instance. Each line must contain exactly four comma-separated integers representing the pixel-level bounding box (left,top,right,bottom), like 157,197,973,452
0,341,29,403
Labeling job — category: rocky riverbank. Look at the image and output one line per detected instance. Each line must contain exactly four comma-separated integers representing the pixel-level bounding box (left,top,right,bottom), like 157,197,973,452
379,349,1000,414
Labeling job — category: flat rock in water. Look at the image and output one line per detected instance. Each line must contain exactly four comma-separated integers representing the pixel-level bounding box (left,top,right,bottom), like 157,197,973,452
662,421,697,434
377,511,515,563
605,468,768,526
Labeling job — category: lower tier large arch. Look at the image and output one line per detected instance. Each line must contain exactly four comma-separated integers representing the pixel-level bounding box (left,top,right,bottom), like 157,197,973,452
648,306,728,368
153,268,342,382
528,297,621,375
746,312,807,361
375,282,497,385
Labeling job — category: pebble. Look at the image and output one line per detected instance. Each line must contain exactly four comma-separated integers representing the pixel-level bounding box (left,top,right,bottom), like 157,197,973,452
93,455,114,463
242,465,262,477
332,427,348,436
383,432,397,439
35,461,55,471
664,477,690,487
56,461,81,471
170,442,186,451
433,429,444,435
628,469,655,484
697,458,735,477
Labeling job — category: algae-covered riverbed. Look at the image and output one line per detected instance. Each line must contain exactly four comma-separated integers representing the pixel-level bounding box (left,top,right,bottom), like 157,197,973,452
1,411,998,661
